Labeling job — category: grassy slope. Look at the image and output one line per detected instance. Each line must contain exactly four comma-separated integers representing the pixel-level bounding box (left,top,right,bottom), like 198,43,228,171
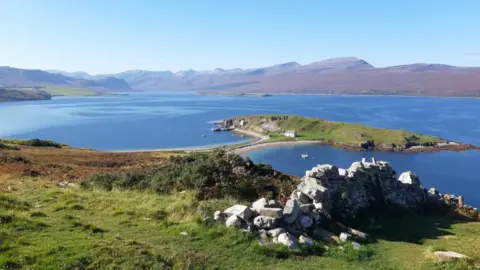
1,187,479,269
239,115,444,146
1,144,479,269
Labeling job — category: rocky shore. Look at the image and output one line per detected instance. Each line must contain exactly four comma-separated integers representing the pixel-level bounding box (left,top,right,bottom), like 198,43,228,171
213,158,479,250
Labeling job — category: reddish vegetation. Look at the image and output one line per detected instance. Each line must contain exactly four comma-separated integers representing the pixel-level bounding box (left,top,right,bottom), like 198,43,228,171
0,146,170,187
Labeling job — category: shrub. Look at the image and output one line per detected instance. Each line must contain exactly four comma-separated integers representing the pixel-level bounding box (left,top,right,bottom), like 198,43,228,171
81,148,297,201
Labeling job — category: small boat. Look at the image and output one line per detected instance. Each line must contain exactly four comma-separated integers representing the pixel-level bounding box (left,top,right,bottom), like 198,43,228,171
202,134,206,137
301,153,309,159
211,128,221,132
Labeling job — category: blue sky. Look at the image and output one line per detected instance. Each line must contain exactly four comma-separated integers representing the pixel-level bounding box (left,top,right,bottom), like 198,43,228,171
1,0,479,74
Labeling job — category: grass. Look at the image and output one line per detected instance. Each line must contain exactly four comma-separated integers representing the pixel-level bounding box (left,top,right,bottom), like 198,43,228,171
8,86,96,96
0,186,478,269
237,115,446,147
40,86,96,96
0,140,479,269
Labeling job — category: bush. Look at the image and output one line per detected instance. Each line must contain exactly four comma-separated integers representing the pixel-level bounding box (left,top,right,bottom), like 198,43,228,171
81,148,297,201
0,139,62,148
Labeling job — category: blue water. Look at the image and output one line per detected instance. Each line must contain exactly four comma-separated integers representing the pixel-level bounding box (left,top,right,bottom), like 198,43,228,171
1,92,479,206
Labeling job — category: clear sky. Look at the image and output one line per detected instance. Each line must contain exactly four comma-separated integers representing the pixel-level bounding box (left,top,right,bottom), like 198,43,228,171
1,0,479,74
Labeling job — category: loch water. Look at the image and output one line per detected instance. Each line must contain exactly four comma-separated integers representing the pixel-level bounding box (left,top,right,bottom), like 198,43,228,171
1,92,479,207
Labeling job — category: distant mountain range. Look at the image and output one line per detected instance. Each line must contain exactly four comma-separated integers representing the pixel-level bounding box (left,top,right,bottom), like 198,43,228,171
0,66,130,91
2,57,480,97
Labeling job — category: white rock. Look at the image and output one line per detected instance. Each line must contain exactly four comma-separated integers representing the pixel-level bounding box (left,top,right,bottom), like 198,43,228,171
277,233,298,249
257,207,283,218
297,215,313,229
266,200,283,208
299,235,314,246
224,205,253,221
398,171,421,186
351,241,361,250
338,168,347,177
267,228,286,238
225,215,242,228
252,198,267,212
313,201,323,210
253,216,277,229
433,251,468,263
283,198,300,224
339,232,351,242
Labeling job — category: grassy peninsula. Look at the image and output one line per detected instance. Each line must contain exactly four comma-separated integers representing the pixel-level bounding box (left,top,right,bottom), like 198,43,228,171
224,115,476,152
0,140,479,269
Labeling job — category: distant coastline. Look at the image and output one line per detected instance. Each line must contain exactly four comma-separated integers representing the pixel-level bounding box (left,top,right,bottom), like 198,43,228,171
197,91,272,97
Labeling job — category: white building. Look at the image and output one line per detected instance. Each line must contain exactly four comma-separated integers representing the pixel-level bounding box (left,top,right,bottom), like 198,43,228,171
284,130,297,137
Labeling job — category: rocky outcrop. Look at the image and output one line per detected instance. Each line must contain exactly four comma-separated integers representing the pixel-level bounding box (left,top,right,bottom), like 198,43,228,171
213,158,479,250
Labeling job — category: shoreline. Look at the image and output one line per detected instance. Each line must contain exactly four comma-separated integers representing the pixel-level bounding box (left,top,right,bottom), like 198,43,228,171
109,128,480,154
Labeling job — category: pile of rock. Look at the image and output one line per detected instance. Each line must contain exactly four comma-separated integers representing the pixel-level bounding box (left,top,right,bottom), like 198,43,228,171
213,158,479,249
214,198,364,249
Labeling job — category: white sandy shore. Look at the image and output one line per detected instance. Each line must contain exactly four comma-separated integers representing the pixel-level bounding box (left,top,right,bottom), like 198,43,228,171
111,128,322,154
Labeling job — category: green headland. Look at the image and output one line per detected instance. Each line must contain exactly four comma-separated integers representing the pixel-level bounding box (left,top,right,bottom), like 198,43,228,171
221,115,476,152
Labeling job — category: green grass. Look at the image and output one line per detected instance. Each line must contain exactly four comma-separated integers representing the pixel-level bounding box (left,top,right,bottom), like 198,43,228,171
8,86,96,96
39,86,96,96
238,115,445,147
0,187,478,269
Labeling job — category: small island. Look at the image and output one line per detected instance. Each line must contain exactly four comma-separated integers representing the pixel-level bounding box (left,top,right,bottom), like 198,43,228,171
215,115,478,153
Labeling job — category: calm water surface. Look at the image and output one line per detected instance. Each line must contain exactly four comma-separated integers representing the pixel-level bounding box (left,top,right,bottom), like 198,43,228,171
1,92,479,206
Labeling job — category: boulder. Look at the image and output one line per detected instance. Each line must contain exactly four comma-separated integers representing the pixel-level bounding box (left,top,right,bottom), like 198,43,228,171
299,235,314,246
257,207,283,219
267,228,286,238
313,228,339,243
308,211,323,223
225,215,242,228
433,251,468,263
214,210,228,221
267,200,283,208
252,198,267,212
313,201,323,210
298,182,327,202
351,241,362,250
294,190,312,204
224,205,253,221
398,171,421,186
253,216,277,229
299,203,313,213
335,222,369,242
339,232,351,242
297,215,313,229
283,198,300,224
277,233,298,249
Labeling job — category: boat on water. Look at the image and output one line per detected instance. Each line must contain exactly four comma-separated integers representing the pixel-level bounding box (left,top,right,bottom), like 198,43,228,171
301,153,309,159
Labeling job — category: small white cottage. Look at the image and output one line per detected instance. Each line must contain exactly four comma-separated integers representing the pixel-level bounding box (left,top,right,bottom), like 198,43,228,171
284,130,297,137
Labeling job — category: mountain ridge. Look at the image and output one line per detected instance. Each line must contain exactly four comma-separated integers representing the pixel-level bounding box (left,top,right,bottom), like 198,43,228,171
3,57,480,97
